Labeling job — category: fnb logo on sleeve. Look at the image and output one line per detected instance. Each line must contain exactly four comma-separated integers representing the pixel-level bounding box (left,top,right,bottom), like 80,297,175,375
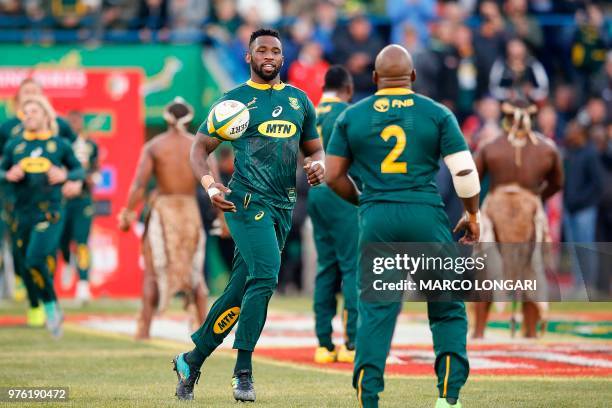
213,307,241,334
257,120,297,138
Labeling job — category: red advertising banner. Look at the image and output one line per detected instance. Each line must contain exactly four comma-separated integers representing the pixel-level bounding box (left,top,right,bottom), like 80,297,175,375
0,68,144,298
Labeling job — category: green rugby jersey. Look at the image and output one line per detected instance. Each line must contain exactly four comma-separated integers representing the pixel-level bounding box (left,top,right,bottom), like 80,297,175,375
72,135,99,196
327,88,468,207
0,116,77,154
0,131,85,211
316,96,348,150
199,80,319,209
315,95,362,190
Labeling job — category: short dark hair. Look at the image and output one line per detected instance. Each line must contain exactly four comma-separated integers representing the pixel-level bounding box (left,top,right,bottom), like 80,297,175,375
167,103,190,121
249,28,281,47
323,65,352,91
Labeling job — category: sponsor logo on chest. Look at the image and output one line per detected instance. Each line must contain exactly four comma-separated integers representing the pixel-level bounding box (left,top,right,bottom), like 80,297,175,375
257,120,297,138
18,146,52,173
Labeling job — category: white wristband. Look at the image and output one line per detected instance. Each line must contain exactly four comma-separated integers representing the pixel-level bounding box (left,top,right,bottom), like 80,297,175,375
311,160,325,171
464,210,481,224
207,187,221,198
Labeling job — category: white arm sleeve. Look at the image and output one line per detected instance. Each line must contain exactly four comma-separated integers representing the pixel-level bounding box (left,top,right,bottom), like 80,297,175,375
443,150,481,198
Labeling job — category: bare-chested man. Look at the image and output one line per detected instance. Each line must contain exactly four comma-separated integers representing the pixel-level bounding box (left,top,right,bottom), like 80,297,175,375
473,99,564,338
119,97,209,340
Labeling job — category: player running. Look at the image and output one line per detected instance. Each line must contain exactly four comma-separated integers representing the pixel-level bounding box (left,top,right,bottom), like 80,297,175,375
0,78,77,326
308,65,358,364
0,96,85,338
326,45,480,408
119,97,209,340
172,28,324,402
60,110,100,304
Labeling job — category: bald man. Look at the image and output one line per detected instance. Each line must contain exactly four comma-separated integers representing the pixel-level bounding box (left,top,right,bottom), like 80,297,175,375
326,45,480,408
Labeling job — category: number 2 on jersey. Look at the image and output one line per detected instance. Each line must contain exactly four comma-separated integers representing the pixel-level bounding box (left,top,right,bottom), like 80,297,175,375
379,125,407,173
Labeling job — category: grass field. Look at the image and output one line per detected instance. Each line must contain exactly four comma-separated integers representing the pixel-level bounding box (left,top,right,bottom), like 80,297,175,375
1,298,611,407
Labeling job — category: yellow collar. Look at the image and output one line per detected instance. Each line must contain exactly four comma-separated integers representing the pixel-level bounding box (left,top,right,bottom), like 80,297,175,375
246,79,286,90
375,88,414,96
23,130,53,141
319,96,342,104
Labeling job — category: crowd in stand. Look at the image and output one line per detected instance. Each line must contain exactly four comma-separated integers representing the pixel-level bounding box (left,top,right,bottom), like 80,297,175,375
2,0,610,294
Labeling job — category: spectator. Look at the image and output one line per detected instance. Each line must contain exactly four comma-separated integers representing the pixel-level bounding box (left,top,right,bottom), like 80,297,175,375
415,20,458,109
576,97,607,129
503,0,544,51
593,51,612,115
537,103,561,141
454,24,479,119
571,3,608,100
489,38,549,103
332,13,383,100
399,23,423,56
0,0,24,16
280,15,314,81
553,84,577,137
50,0,99,31
441,1,467,29
0,0,26,29
207,0,243,43
168,0,208,40
227,23,255,81
99,0,138,30
473,0,507,98
237,0,281,26
563,121,603,291
595,124,612,295
25,0,52,28
131,0,169,42
461,96,501,150
311,0,338,58
288,41,329,104
386,0,435,47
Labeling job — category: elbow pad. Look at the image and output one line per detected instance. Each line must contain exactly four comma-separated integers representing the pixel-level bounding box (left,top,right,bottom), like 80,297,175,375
443,150,481,198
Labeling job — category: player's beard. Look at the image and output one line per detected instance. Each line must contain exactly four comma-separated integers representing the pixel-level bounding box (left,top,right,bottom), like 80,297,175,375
251,60,281,82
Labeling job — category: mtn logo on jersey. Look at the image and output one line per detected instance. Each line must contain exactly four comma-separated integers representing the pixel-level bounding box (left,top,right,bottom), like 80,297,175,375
258,120,297,138
374,97,414,113
213,307,240,334
19,147,51,173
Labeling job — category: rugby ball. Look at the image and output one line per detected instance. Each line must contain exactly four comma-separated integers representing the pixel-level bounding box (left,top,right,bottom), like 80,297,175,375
207,100,250,140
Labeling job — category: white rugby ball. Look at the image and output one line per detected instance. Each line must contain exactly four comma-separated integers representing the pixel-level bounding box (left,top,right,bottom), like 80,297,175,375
207,99,250,140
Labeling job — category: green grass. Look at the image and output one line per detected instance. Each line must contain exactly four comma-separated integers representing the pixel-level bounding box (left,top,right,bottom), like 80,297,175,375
0,325,610,408
1,298,610,406
2,296,609,318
